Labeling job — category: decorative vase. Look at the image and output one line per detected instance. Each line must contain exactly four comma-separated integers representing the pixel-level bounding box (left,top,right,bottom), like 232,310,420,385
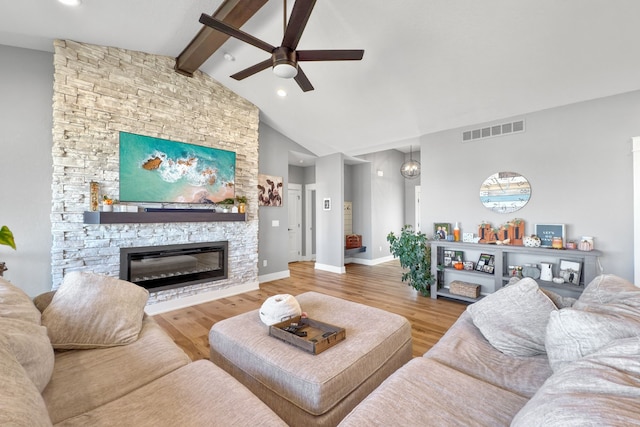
523,235,541,247
540,262,553,281
578,240,593,251
238,203,246,214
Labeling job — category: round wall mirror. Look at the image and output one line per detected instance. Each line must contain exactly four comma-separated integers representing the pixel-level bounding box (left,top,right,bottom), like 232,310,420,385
479,172,531,213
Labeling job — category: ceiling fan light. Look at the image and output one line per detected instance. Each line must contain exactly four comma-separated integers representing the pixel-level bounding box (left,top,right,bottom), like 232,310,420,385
273,63,298,79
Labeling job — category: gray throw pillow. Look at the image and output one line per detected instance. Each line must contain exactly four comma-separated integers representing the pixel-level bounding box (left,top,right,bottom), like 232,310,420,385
467,278,557,356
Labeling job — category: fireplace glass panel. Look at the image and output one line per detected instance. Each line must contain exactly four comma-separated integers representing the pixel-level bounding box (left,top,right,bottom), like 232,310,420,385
120,242,227,292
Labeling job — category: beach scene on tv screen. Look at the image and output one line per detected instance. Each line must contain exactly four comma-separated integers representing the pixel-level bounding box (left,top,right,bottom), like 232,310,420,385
119,132,235,204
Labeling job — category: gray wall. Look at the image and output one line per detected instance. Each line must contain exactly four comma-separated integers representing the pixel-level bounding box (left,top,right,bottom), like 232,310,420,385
0,45,53,296
258,122,314,278
421,90,640,282
315,153,345,270
358,150,406,260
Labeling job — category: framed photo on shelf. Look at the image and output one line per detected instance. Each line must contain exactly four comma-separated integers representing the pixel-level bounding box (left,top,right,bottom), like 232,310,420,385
443,250,464,267
434,223,451,240
535,224,566,247
476,253,495,274
559,259,582,285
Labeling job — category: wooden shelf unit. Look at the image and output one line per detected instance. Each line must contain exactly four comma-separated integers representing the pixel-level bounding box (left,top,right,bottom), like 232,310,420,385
430,241,602,302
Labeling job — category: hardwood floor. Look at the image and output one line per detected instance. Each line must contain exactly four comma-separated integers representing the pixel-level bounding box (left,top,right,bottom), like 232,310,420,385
154,260,468,360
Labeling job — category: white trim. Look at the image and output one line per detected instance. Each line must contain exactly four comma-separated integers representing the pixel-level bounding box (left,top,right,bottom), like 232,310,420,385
304,184,317,259
346,255,395,266
632,136,640,286
258,269,291,283
314,262,346,274
144,281,259,315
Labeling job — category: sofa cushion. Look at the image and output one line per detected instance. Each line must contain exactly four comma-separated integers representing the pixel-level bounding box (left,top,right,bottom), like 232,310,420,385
0,346,53,427
53,360,287,427
42,317,191,424
0,277,41,325
0,278,54,392
424,311,553,398
0,318,54,392
41,271,148,349
467,277,557,356
513,336,640,426
339,357,528,427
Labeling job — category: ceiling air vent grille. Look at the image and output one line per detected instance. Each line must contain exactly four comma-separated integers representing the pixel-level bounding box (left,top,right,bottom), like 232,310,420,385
462,119,525,142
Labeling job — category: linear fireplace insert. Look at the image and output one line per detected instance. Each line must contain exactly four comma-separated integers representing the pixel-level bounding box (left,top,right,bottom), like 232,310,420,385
120,241,228,292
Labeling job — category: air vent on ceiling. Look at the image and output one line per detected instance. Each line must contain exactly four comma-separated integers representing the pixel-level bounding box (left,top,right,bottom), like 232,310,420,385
462,119,525,142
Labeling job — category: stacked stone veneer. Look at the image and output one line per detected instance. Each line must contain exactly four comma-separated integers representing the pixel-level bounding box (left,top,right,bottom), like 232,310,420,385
51,40,260,305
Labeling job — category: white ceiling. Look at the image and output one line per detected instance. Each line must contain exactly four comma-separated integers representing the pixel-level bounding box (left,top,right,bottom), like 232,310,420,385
2,0,640,158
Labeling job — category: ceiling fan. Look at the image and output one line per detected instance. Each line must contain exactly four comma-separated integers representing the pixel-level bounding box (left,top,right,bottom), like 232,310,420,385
199,0,364,92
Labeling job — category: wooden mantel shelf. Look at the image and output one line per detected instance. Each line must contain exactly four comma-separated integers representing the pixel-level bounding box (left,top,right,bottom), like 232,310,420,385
83,211,246,224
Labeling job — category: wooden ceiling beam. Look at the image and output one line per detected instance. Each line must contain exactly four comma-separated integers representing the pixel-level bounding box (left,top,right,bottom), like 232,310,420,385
174,0,269,77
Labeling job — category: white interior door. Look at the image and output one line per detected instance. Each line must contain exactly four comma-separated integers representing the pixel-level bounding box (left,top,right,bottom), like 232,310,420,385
288,185,302,263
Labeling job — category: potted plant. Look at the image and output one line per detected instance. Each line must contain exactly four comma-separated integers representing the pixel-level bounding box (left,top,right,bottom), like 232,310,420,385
219,198,236,213
387,225,434,296
235,195,247,214
0,225,16,277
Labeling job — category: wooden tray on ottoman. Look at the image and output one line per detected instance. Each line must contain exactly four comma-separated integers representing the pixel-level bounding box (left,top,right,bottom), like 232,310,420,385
269,316,346,355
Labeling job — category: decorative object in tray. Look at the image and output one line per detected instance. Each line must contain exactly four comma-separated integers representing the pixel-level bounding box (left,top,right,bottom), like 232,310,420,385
270,316,346,355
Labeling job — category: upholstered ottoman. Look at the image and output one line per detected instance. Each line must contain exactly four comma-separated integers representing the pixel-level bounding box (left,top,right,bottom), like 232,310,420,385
209,292,412,426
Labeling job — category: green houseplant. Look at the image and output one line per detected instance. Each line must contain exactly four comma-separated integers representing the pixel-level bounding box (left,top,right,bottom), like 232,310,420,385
0,225,16,250
387,225,434,296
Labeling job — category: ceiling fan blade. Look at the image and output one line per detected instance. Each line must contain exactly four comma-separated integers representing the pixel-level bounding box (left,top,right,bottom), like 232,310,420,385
281,0,317,50
297,50,365,61
230,58,273,80
294,66,314,92
199,13,275,54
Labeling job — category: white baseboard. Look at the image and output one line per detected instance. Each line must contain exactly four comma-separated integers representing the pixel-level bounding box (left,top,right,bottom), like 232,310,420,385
144,281,259,315
258,270,290,283
346,255,395,266
314,263,346,274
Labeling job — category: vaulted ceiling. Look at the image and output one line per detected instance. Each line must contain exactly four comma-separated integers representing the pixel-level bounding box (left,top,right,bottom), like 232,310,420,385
2,0,640,157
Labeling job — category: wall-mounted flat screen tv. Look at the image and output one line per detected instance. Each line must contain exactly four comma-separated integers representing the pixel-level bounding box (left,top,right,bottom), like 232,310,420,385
119,132,235,204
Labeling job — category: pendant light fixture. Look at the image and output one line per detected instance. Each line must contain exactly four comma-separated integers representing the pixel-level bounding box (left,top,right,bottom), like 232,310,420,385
400,146,421,179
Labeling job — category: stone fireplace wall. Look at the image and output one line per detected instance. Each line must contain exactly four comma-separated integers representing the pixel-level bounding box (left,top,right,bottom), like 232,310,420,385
51,40,259,306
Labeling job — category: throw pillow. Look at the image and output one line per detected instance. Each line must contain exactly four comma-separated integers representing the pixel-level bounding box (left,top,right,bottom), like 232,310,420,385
575,274,640,308
545,306,640,372
467,277,557,356
41,271,149,350
0,277,42,325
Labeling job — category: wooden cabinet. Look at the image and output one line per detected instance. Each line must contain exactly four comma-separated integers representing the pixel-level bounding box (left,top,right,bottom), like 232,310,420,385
430,241,603,302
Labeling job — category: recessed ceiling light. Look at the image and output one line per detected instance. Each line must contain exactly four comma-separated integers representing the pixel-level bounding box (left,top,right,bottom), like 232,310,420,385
58,0,82,6
223,53,235,62
276,89,287,97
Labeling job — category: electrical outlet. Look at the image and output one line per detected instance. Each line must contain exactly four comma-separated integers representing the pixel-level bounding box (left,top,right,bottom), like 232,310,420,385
263,260,267,267
379,246,382,252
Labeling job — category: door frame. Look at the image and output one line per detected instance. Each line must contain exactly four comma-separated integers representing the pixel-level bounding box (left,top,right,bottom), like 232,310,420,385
304,184,316,261
288,184,302,263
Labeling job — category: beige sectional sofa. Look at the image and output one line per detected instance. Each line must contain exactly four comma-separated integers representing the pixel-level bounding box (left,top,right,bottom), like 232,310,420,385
5,268,640,426
340,275,640,426
0,272,286,427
